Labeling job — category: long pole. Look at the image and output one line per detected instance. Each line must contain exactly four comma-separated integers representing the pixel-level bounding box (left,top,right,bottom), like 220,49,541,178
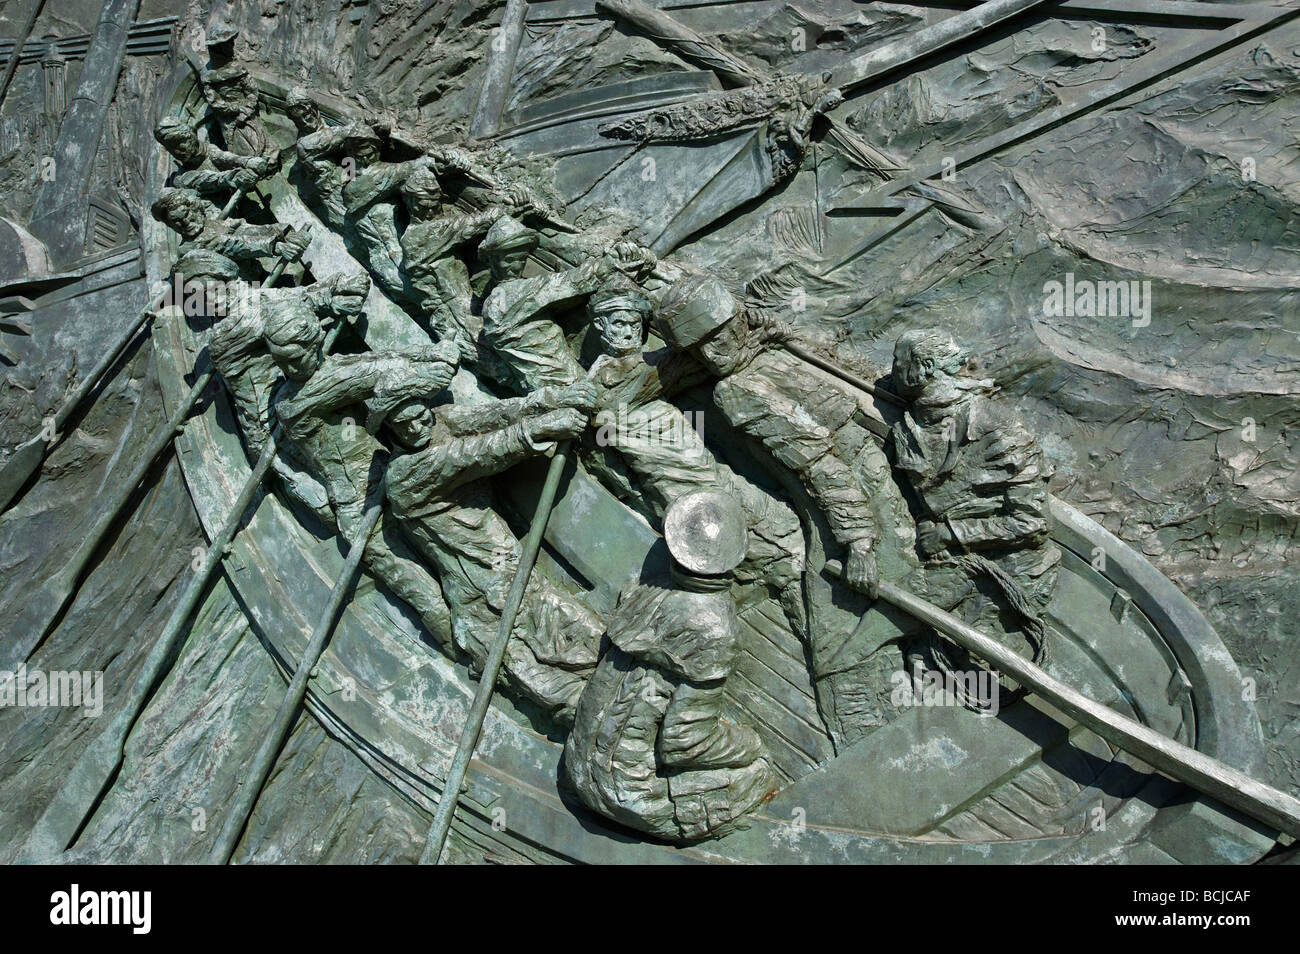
0,370,212,670
419,442,571,864
0,0,47,112
209,494,384,864
0,190,249,514
823,560,1300,839
0,255,293,668
0,291,162,513
831,0,1060,94
20,317,347,862
783,340,903,406
16,436,280,861
803,340,1300,837
469,0,528,138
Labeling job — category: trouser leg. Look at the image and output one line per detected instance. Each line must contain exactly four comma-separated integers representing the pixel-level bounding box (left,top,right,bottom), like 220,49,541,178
333,496,452,640
658,681,763,770
353,203,405,296
360,514,452,638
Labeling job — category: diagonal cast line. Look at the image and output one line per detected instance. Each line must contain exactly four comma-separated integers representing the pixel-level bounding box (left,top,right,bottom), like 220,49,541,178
825,5,1300,273
859,6,1300,207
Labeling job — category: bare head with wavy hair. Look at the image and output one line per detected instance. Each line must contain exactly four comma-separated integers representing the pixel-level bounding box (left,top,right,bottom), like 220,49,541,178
892,329,970,399
264,299,326,383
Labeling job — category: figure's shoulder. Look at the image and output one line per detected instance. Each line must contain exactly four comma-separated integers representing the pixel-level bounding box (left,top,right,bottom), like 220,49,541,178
483,275,536,313
964,390,1032,444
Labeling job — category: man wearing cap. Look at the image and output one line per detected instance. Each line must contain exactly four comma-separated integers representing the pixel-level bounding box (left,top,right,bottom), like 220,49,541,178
197,26,278,170
153,117,272,198
164,249,354,523
652,276,944,744
151,187,310,278
287,90,415,295
202,68,278,167
379,374,604,723
655,275,891,596
564,490,774,842
479,218,658,390
175,250,371,455
481,241,807,625
397,161,542,362
265,311,453,639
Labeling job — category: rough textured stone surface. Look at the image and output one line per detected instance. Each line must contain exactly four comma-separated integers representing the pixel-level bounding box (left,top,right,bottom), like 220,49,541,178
1,0,1296,862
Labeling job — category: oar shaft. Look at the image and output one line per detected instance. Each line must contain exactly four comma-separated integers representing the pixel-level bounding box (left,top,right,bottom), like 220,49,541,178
57,293,165,434
0,369,213,671
15,435,280,861
22,318,345,860
420,442,571,864
51,191,250,436
210,495,383,864
784,340,903,406
0,185,258,514
3,254,296,664
854,567,1300,839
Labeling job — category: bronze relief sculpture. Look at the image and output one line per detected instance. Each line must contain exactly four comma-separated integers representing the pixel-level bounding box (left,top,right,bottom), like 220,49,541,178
0,0,1297,868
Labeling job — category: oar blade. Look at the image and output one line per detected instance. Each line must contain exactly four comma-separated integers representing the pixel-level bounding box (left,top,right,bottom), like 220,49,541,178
16,712,131,862
0,436,49,513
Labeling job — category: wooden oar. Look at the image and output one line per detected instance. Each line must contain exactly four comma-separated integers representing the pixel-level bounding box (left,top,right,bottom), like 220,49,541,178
0,0,46,112
419,441,572,864
16,435,281,862
18,317,347,862
0,188,248,514
823,560,1300,839
209,492,384,864
0,289,164,514
0,253,295,669
782,340,903,407
831,0,1062,95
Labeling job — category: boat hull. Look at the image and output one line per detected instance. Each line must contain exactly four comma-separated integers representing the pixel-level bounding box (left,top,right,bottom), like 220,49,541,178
144,68,1274,864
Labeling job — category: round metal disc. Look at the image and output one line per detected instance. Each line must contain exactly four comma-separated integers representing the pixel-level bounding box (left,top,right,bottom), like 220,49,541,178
663,490,748,575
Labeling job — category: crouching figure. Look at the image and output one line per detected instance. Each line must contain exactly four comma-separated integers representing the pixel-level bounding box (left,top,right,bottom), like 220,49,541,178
563,491,776,842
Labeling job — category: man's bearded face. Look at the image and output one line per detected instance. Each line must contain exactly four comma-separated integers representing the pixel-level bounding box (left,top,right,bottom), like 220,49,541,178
892,341,939,397
596,309,642,356
288,101,320,131
405,188,442,221
177,202,207,238
694,313,747,376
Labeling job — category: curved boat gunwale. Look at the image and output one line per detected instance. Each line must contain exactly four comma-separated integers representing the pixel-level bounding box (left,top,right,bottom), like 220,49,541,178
144,65,1272,864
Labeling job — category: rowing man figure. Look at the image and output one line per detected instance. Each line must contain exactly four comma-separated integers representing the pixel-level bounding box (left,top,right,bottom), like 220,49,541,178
654,275,895,597
481,235,806,628
151,187,310,280
287,89,405,291
886,330,1060,700
375,363,604,723
263,307,453,640
197,28,279,171
397,162,539,363
153,117,272,200
655,275,924,746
